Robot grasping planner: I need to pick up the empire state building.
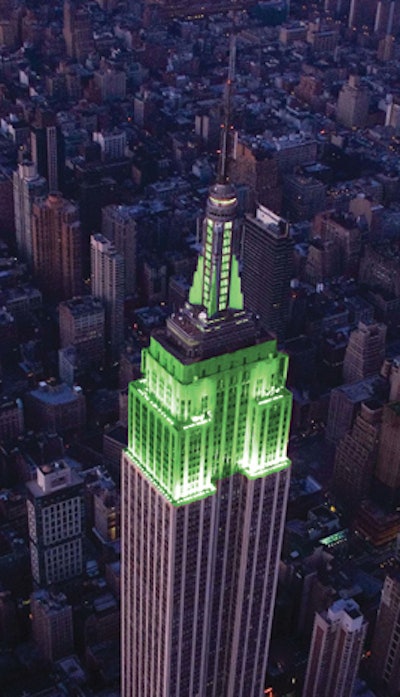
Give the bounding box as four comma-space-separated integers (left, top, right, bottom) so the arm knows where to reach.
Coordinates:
121, 55, 292, 697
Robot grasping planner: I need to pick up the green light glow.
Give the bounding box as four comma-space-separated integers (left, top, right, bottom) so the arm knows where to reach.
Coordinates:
126, 336, 292, 506
189, 214, 244, 318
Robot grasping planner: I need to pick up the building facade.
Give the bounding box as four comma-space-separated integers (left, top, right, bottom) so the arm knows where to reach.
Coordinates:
91, 233, 124, 361
121, 173, 292, 696
26, 461, 85, 587
243, 204, 293, 340
343, 321, 386, 384
59, 295, 105, 369
370, 572, 400, 696
31, 109, 65, 192
102, 204, 137, 296
303, 598, 367, 697
31, 193, 82, 300
31, 589, 74, 661
13, 161, 47, 264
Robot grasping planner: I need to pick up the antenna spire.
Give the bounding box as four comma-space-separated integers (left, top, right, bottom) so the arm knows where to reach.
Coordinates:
217, 33, 236, 185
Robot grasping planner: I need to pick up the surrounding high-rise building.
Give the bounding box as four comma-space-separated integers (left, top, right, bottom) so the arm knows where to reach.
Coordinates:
348, 0, 378, 29
26, 461, 85, 587
343, 321, 386, 384
374, 402, 400, 509
229, 137, 282, 213
242, 204, 293, 340
302, 598, 367, 697
31, 109, 65, 192
31, 589, 74, 661
313, 210, 362, 278
59, 295, 105, 369
370, 572, 400, 696
374, 0, 400, 35
102, 205, 137, 296
24, 382, 86, 435
336, 75, 370, 129
91, 234, 124, 361
0, 396, 24, 442
31, 193, 82, 300
0, 168, 15, 247
332, 400, 382, 508
93, 129, 127, 161
94, 65, 127, 101
325, 374, 386, 443
121, 109, 292, 695
0, 590, 19, 645
63, 0, 94, 63
13, 161, 47, 264
283, 174, 326, 222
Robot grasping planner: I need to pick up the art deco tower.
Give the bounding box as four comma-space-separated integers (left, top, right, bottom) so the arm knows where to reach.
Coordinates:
121, 42, 292, 697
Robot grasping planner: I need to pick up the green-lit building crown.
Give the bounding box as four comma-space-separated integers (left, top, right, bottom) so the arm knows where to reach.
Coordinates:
189, 181, 243, 319
126, 96, 291, 508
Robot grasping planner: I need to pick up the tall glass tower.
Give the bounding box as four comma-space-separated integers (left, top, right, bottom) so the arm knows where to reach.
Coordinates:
121, 47, 292, 697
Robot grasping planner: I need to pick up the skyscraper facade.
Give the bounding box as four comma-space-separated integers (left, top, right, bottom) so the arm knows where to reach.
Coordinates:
374, 401, 400, 510
102, 204, 137, 296
302, 598, 367, 697
121, 168, 292, 694
370, 572, 400, 696
32, 193, 82, 300
31, 589, 74, 662
59, 295, 105, 369
243, 204, 293, 340
31, 109, 65, 192
13, 161, 47, 264
63, 0, 94, 64
26, 461, 84, 587
90, 233, 124, 361
343, 320, 386, 384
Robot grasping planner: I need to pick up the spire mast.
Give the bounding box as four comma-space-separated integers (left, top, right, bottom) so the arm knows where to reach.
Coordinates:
217, 33, 236, 185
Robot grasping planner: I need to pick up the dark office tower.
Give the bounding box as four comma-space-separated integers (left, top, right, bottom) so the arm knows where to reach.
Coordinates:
102, 205, 137, 296
31, 110, 65, 193
370, 572, 400, 696
343, 321, 386, 384
121, 85, 292, 693
348, 0, 378, 29
31, 590, 74, 662
26, 461, 84, 587
32, 193, 82, 300
63, 0, 94, 64
374, 0, 400, 35
0, 0, 11, 17
374, 402, 400, 510
13, 161, 47, 265
242, 204, 293, 341
332, 400, 381, 509
0, 169, 15, 248
302, 599, 367, 697
59, 296, 105, 369
90, 233, 124, 361
324, 0, 350, 17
